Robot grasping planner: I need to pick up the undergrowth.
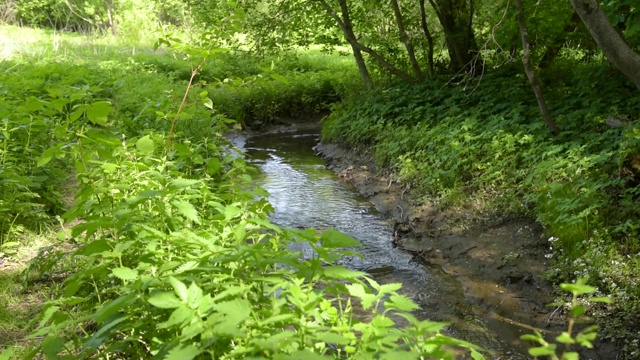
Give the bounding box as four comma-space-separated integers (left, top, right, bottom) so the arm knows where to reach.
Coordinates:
1, 26, 486, 359
322, 61, 640, 356
0, 24, 623, 359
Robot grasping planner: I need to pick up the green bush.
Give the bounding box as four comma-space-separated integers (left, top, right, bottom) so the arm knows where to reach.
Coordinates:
322, 62, 640, 355
0, 27, 490, 359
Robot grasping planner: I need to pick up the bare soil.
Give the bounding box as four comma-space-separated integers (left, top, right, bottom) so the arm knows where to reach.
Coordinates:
314, 142, 619, 359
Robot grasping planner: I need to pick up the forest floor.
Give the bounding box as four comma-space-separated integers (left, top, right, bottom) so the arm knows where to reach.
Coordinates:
314, 142, 619, 359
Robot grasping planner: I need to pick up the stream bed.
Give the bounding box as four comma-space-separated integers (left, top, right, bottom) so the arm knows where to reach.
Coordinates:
242, 127, 530, 359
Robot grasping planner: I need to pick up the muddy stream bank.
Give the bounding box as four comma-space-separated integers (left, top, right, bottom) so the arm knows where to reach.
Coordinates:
234, 124, 614, 359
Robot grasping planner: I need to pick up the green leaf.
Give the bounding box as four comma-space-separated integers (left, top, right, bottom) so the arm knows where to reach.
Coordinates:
172, 261, 199, 275
528, 344, 557, 356
169, 178, 202, 189
85, 315, 130, 349
379, 283, 402, 294
111, 267, 138, 281
37, 145, 63, 167
250, 218, 282, 233
561, 283, 597, 294
224, 205, 242, 220
100, 162, 119, 173
323, 265, 366, 279
570, 305, 586, 317
37, 305, 60, 329
172, 200, 201, 224
94, 293, 136, 323
560, 282, 596, 295
385, 294, 420, 312
371, 315, 395, 327
234, 221, 247, 243
0, 241, 19, 248
274, 350, 325, 360
86, 101, 112, 125
587, 296, 612, 304
346, 283, 376, 309
269, 73, 289, 83
316, 332, 351, 345
470, 349, 484, 360
562, 352, 579, 360
148, 291, 182, 309
158, 306, 192, 329
320, 228, 361, 248
170, 277, 189, 302
136, 135, 155, 155
42, 335, 65, 359
556, 332, 575, 344
206, 158, 221, 175
258, 313, 295, 326
520, 333, 542, 342
164, 344, 202, 360
74, 239, 111, 256
212, 285, 250, 303
379, 350, 415, 360
187, 282, 203, 308
346, 283, 367, 298
203, 97, 213, 110
213, 299, 251, 333
0, 347, 15, 360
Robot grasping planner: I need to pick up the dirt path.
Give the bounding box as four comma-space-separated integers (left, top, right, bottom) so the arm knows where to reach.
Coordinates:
314, 142, 618, 359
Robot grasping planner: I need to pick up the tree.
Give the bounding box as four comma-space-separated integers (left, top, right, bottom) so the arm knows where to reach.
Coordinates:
427, 0, 481, 71
314, 0, 372, 87
418, 0, 435, 78
314, 0, 414, 83
569, 0, 640, 89
514, 0, 560, 134
389, 0, 423, 81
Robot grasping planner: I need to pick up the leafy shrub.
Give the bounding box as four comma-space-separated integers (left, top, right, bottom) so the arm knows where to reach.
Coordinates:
23, 129, 483, 359
0, 28, 487, 359
322, 62, 640, 356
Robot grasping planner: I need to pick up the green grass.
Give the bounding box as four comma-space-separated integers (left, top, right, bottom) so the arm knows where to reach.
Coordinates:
0, 228, 62, 356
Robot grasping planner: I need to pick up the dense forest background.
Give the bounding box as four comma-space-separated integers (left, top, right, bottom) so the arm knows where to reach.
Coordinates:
0, 0, 639, 358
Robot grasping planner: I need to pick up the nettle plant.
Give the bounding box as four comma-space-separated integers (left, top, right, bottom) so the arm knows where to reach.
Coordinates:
0, 76, 110, 254
15, 39, 484, 360
23, 95, 483, 360
522, 278, 612, 360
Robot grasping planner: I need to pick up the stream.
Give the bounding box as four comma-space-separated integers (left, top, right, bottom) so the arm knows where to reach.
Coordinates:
241, 127, 529, 359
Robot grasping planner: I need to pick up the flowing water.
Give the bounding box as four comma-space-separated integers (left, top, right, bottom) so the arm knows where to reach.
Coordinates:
242, 127, 528, 359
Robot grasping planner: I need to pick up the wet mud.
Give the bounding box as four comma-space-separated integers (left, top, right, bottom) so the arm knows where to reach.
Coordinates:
314, 141, 618, 359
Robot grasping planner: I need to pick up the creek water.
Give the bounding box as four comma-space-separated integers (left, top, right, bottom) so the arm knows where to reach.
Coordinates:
242, 127, 528, 359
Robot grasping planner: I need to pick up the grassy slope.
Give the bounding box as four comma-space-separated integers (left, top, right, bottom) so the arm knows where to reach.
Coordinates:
0, 25, 357, 355
322, 62, 640, 356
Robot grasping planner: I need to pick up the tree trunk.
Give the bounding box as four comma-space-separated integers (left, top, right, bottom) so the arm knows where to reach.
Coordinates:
515, 0, 560, 135
351, 46, 372, 87
418, 0, 435, 78
316, 0, 413, 83
105, 0, 117, 36
539, 12, 580, 69
569, 0, 640, 89
314, 0, 370, 86
390, 0, 423, 81
427, 0, 481, 72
